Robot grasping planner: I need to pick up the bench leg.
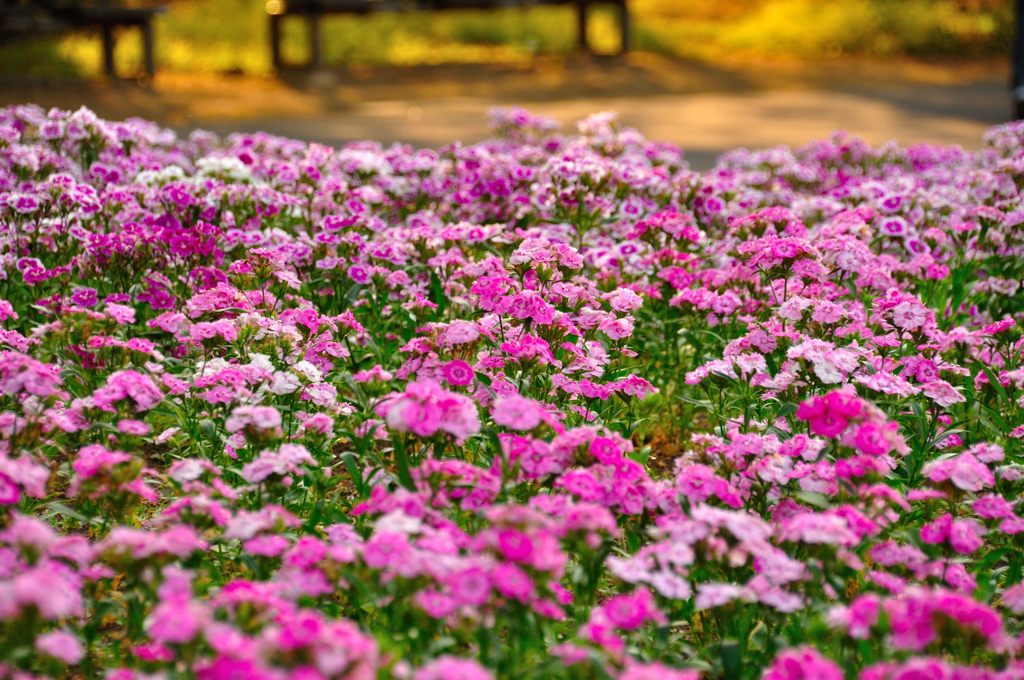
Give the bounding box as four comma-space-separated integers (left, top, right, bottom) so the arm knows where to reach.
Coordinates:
101, 23, 116, 77
575, 1, 588, 53
1015, 0, 1024, 118
307, 14, 322, 69
618, 0, 630, 54
270, 14, 283, 70
141, 21, 155, 77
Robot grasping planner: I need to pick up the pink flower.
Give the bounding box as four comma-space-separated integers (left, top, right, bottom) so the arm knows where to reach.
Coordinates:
240, 444, 315, 484
226, 405, 282, 433
68, 445, 138, 498
619, 662, 700, 680
447, 566, 491, 606
695, 583, 746, 610
497, 529, 534, 563
362, 532, 410, 569
944, 563, 976, 592
861, 659, 950, 680
921, 380, 966, 408
969, 442, 1004, 463
796, 390, 862, 438
92, 369, 163, 412
415, 589, 458, 618
923, 453, 994, 492
440, 320, 480, 346
379, 379, 480, 443
116, 419, 150, 435
105, 303, 136, 325
883, 587, 1006, 652
905, 358, 940, 383
949, 518, 985, 554
35, 629, 84, 664
442, 360, 475, 387
948, 453, 995, 492
581, 616, 625, 655
243, 535, 290, 557
920, 513, 952, 544
491, 563, 535, 603
0, 472, 20, 505
353, 364, 393, 383
348, 264, 370, 283
147, 595, 206, 644
1003, 583, 1024, 613
852, 422, 894, 456
891, 301, 930, 331
762, 647, 842, 680
972, 494, 1015, 519
845, 594, 880, 639
604, 288, 644, 312
0, 351, 62, 398
600, 589, 665, 630
491, 394, 544, 431
590, 436, 623, 463
72, 445, 133, 479
414, 656, 493, 680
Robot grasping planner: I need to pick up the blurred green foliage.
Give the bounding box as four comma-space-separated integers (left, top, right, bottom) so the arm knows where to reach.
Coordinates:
0, 0, 1013, 78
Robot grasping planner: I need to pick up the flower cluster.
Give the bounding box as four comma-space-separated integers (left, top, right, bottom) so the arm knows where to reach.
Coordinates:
0, 104, 1022, 678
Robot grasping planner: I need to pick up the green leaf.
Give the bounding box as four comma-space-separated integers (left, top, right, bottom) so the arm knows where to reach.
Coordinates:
42, 501, 89, 523
430, 271, 448, 317
391, 435, 415, 490
720, 639, 741, 679
794, 490, 831, 509
981, 365, 1009, 403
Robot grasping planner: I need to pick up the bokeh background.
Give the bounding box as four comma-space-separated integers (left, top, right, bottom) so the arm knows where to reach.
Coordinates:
0, 0, 1015, 168
2, 0, 1012, 76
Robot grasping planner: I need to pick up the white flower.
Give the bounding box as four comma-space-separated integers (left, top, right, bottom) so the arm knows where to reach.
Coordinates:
248, 353, 275, 372
292, 360, 323, 383
376, 510, 422, 535
268, 371, 300, 395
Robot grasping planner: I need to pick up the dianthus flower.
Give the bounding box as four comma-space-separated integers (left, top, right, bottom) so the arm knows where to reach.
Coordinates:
35, 629, 84, 665
378, 379, 481, 443
92, 369, 163, 412
441, 359, 475, 387
491, 394, 544, 431
762, 647, 842, 680
599, 589, 666, 631
796, 390, 862, 438
414, 656, 493, 680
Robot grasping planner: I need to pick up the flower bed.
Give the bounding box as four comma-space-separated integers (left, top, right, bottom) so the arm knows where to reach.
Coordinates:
0, 104, 1023, 679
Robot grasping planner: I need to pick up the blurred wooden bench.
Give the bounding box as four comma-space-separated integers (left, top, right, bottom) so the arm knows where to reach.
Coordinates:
0, 0, 165, 78
265, 0, 630, 70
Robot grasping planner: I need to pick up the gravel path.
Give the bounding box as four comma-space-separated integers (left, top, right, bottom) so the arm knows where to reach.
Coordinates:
0, 56, 1011, 169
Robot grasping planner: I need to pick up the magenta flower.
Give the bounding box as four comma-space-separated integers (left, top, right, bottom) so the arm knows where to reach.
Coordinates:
796, 390, 862, 438
852, 422, 893, 456
0, 472, 20, 506
4, 104, 1024, 680
442, 359, 475, 387
600, 589, 666, 630
497, 529, 535, 563
920, 513, 953, 544
762, 647, 842, 680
